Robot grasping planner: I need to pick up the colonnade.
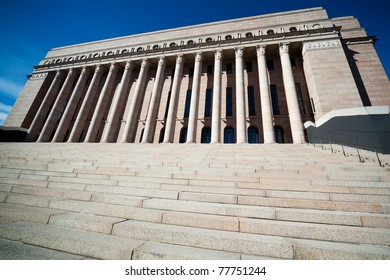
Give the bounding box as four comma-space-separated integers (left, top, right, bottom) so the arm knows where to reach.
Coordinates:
26, 43, 306, 144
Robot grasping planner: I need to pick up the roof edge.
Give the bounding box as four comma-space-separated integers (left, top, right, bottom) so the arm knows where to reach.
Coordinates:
51, 7, 327, 51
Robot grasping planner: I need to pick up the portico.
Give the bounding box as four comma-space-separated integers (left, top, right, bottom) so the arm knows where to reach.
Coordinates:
25, 43, 311, 144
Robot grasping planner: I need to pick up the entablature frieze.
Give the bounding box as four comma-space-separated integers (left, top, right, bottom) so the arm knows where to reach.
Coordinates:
302, 38, 342, 55
34, 26, 343, 73
27, 72, 49, 80
302, 35, 376, 56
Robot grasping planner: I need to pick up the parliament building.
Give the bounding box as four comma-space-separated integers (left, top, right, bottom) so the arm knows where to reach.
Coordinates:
4, 7, 390, 145
1, 7, 390, 261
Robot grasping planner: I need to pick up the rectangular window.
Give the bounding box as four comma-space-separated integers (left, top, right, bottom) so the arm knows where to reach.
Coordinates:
295, 83, 306, 115
267, 59, 274, 71
226, 87, 233, 117
204, 88, 212, 118
184, 90, 192, 118
207, 65, 213, 76
226, 63, 233, 74
270, 85, 280, 115
246, 61, 253, 72
247, 86, 256, 116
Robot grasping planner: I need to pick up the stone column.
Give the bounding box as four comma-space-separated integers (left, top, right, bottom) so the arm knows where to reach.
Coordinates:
52, 66, 91, 142
279, 43, 305, 143
67, 64, 104, 143
25, 70, 67, 142
256, 45, 275, 144
235, 47, 247, 144
101, 61, 134, 143
142, 56, 166, 143
122, 59, 150, 143
186, 52, 203, 143
37, 68, 78, 142
163, 54, 184, 143
84, 63, 118, 142
211, 49, 223, 143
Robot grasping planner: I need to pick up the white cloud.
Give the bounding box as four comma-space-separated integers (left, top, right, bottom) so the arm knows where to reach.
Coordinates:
0, 102, 13, 125
0, 103, 12, 113
0, 77, 24, 98
0, 112, 9, 125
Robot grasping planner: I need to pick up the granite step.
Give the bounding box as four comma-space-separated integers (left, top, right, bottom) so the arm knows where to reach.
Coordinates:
238, 195, 385, 213
5, 193, 51, 208
161, 183, 266, 196
10, 185, 92, 201
90, 193, 145, 207
275, 207, 390, 228
142, 198, 275, 219
112, 219, 294, 259
154, 201, 390, 232
112, 219, 390, 259
132, 241, 243, 260
239, 218, 390, 246
0, 221, 145, 259
48, 199, 164, 223
0, 202, 65, 224
48, 212, 126, 234
85, 184, 179, 199
0, 238, 92, 260
290, 238, 390, 259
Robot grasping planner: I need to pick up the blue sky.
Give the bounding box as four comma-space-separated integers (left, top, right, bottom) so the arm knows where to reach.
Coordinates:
1, 0, 389, 125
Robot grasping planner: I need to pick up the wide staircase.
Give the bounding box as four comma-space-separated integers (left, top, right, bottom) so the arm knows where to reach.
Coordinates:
0, 143, 389, 260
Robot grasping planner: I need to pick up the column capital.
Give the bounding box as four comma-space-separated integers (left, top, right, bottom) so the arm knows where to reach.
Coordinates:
109, 63, 117, 72
279, 43, 290, 55
80, 66, 89, 75
67, 68, 75, 76
234, 47, 244, 58
214, 49, 223, 60
124, 60, 133, 69
55, 70, 62, 77
157, 56, 166, 66
256, 45, 267, 56
176, 54, 184, 64
140, 59, 150, 69
70, 67, 82, 75
94, 64, 102, 73
194, 52, 203, 62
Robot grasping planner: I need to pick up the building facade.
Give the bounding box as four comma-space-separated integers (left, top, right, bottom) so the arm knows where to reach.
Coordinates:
4, 7, 390, 144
